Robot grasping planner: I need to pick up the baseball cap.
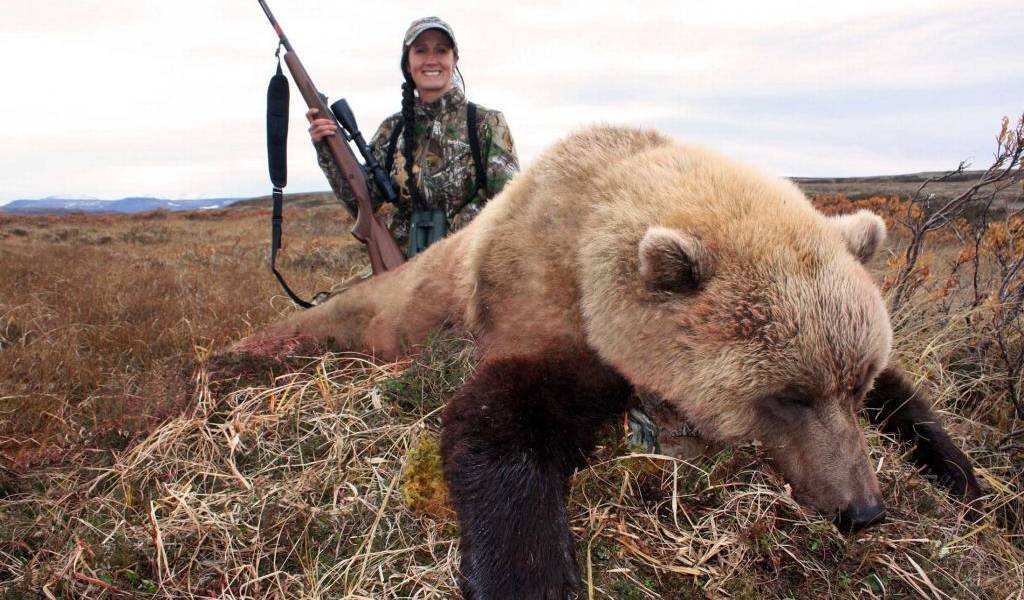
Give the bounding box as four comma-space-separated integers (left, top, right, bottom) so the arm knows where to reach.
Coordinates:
402, 16, 458, 56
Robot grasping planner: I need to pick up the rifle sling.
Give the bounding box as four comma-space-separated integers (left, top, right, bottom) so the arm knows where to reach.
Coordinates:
266, 59, 316, 309
466, 102, 487, 205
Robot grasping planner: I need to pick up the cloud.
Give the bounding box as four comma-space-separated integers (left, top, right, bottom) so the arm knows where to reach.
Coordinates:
1, 0, 1022, 202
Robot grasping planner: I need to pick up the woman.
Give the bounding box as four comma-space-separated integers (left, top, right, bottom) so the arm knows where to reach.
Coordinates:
307, 16, 519, 257
309, 19, 663, 470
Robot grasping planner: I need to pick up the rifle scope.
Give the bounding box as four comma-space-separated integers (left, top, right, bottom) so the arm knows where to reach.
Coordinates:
331, 99, 398, 203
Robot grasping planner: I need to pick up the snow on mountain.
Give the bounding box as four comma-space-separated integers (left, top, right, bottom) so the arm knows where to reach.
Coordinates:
1, 196, 243, 214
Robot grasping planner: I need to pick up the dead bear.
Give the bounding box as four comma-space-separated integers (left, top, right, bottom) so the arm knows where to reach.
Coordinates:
236, 125, 981, 599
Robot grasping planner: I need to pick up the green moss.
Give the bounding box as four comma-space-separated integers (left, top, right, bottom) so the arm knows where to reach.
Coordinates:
722, 574, 759, 599
610, 577, 650, 600
400, 433, 452, 520
379, 331, 474, 417
914, 490, 939, 515
862, 572, 889, 596
804, 521, 843, 558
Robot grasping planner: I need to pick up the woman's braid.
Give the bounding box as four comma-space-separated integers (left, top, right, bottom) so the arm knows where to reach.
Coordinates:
400, 73, 427, 209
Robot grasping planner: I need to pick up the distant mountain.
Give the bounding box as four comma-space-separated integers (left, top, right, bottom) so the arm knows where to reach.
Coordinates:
789, 169, 987, 184
0, 196, 243, 214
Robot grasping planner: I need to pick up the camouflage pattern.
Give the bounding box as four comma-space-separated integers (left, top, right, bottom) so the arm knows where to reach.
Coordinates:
403, 16, 459, 55
315, 86, 519, 250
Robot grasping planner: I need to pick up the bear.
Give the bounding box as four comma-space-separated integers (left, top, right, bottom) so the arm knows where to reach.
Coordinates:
234, 125, 981, 599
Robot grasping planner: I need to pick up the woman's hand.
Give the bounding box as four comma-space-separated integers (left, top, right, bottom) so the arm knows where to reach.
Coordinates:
306, 108, 338, 143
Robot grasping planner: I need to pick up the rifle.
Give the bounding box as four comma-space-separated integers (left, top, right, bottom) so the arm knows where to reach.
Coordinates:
258, 0, 405, 275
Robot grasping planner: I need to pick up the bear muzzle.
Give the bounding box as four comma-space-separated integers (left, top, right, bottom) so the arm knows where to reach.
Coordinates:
833, 502, 886, 534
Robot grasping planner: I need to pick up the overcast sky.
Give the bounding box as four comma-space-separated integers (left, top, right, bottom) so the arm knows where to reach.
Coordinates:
1, 0, 1022, 204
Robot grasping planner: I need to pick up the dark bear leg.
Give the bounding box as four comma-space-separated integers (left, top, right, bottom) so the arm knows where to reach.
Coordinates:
864, 367, 983, 505
441, 352, 632, 600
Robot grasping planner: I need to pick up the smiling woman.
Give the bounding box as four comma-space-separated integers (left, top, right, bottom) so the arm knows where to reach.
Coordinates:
406, 29, 457, 104
306, 16, 519, 259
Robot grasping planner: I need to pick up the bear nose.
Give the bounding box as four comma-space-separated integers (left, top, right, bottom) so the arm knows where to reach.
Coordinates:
833, 503, 886, 534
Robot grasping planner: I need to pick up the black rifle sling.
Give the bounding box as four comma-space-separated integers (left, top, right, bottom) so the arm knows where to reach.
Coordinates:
465, 102, 487, 202
266, 58, 314, 309
384, 102, 487, 212
384, 120, 403, 175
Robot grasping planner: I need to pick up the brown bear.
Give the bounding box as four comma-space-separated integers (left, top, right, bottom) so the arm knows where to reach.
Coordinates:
236, 125, 981, 599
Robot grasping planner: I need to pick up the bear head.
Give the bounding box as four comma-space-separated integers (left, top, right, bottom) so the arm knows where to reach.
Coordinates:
580, 146, 892, 530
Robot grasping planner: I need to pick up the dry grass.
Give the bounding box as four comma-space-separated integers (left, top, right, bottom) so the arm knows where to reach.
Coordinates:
793, 172, 1022, 213
1, 189, 1023, 598
3, 338, 1021, 598
0, 203, 357, 466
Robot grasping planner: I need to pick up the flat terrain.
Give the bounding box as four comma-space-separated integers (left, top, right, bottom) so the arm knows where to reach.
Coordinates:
793, 170, 1023, 210
0, 187, 1021, 598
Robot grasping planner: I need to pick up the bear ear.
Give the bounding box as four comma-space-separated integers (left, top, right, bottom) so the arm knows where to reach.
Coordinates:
639, 226, 714, 295
829, 210, 887, 263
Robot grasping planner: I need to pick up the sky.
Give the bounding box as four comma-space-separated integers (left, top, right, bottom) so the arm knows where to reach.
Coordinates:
1, 0, 1022, 205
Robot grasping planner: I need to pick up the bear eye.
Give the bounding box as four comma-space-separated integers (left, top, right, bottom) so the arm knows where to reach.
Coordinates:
775, 392, 814, 409
756, 390, 814, 421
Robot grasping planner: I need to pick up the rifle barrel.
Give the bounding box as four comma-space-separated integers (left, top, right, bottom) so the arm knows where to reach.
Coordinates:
257, 0, 293, 52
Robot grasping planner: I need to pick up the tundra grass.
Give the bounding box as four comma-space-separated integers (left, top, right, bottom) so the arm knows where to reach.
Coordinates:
0, 199, 1021, 598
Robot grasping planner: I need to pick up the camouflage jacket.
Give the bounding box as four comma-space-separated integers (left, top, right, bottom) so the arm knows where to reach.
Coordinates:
315, 86, 519, 249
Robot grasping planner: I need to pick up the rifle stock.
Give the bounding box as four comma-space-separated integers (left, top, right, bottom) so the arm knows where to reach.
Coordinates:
260, 1, 405, 274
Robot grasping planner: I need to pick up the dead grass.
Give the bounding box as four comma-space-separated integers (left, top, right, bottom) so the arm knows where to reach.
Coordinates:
0, 204, 358, 466
1, 192, 1022, 598
2, 335, 1021, 598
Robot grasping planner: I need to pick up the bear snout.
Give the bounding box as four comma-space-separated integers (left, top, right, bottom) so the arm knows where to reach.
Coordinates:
833, 502, 886, 534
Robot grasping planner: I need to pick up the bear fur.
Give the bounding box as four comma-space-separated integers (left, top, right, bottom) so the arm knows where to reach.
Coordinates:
237, 125, 981, 599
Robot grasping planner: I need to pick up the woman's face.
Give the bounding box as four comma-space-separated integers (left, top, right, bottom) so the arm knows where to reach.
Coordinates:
407, 29, 457, 102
